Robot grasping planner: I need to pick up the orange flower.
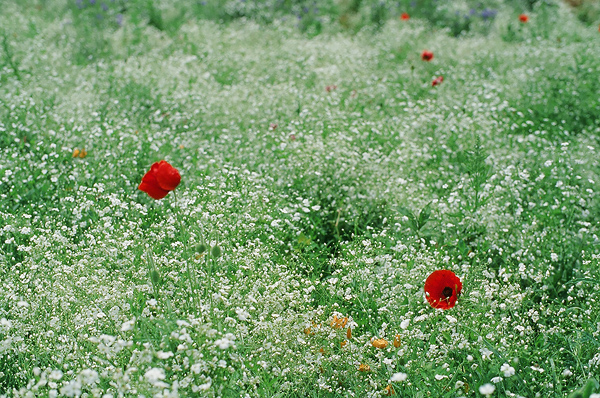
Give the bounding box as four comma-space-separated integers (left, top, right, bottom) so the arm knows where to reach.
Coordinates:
330, 315, 348, 329
393, 335, 401, 348
519, 14, 528, 23
346, 327, 352, 339
340, 341, 347, 348
372, 338, 388, 349
72, 148, 87, 158
400, 12, 410, 21
384, 384, 395, 396
304, 327, 313, 335
358, 363, 371, 372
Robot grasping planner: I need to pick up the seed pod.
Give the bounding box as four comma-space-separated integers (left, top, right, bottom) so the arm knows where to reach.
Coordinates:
150, 270, 161, 285
196, 243, 207, 254
211, 245, 222, 258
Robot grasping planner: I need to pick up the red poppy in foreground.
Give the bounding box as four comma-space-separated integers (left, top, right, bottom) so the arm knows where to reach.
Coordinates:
138, 160, 181, 200
400, 12, 410, 21
519, 14, 528, 23
432, 76, 444, 87
424, 270, 462, 310
421, 50, 434, 61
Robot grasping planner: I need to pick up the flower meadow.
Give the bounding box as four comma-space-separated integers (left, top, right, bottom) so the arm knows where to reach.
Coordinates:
1, 0, 600, 397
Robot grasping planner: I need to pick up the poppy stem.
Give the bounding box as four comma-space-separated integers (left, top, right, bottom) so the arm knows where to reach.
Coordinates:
171, 191, 200, 310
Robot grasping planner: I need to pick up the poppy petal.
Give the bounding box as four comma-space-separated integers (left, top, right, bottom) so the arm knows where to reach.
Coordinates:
424, 270, 462, 310
139, 167, 170, 199
138, 180, 169, 199
155, 160, 181, 191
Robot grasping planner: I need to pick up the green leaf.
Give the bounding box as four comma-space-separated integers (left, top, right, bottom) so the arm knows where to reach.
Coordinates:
417, 202, 432, 230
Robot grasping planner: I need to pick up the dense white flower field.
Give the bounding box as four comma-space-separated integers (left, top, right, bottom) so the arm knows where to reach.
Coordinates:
1, 0, 600, 397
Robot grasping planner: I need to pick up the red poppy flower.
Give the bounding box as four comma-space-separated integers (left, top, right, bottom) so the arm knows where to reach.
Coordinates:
421, 50, 434, 61
400, 12, 410, 21
424, 270, 462, 310
519, 14, 528, 23
138, 160, 181, 200
432, 76, 444, 87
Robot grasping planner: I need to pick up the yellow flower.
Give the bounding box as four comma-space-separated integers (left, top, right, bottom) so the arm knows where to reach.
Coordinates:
372, 338, 388, 349
358, 363, 371, 372
340, 340, 347, 348
330, 315, 348, 329
346, 327, 352, 339
393, 335, 401, 348
73, 148, 87, 158
384, 385, 395, 396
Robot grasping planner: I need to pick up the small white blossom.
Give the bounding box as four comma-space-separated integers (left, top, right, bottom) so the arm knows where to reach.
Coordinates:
60, 380, 82, 397
156, 351, 174, 359
121, 317, 135, 332
214, 336, 235, 350
49, 370, 63, 380
479, 383, 495, 396
445, 315, 457, 323
78, 369, 99, 385
500, 363, 515, 377
144, 367, 168, 387
390, 372, 407, 382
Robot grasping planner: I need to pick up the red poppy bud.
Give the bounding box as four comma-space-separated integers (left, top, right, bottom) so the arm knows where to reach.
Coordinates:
424, 270, 462, 310
138, 160, 181, 200
519, 14, 528, 23
432, 76, 444, 87
421, 50, 434, 62
400, 12, 410, 21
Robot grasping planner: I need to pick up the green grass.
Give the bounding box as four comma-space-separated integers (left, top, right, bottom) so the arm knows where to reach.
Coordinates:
1, 0, 600, 397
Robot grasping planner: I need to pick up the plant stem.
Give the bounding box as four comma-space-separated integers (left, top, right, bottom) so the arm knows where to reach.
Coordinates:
172, 191, 199, 309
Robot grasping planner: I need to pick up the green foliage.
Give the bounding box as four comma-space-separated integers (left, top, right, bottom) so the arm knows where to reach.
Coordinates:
568, 378, 599, 398
1, 0, 600, 397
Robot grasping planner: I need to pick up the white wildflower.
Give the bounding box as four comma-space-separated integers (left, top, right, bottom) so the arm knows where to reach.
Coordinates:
78, 369, 99, 385
500, 363, 515, 377
60, 379, 82, 397
479, 383, 495, 396
144, 367, 168, 387
121, 317, 135, 332
156, 351, 174, 359
49, 370, 63, 380
390, 372, 407, 382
